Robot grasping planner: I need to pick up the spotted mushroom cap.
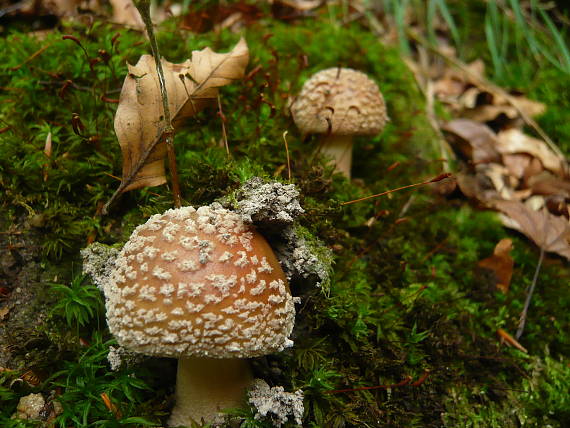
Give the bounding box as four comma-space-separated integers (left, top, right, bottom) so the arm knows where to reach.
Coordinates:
291, 67, 388, 136
104, 204, 297, 359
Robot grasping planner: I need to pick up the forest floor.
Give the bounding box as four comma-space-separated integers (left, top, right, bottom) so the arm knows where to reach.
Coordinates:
1, 1, 569, 427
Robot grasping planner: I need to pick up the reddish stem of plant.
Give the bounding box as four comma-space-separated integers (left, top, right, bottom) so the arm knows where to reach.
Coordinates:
341, 173, 452, 206
325, 369, 431, 394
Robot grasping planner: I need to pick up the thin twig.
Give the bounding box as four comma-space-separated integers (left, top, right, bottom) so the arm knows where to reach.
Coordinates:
134, 0, 181, 209
516, 248, 544, 340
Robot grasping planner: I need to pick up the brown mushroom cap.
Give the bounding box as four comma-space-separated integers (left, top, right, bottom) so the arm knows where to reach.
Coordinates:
105, 204, 296, 359
291, 67, 388, 136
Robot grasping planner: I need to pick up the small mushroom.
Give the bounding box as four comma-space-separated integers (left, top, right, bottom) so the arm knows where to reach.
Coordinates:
103, 204, 297, 426
291, 67, 388, 178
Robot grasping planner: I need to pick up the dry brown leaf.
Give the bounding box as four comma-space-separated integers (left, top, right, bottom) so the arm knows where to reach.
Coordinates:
482, 163, 515, 200
524, 195, 546, 211
42, 0, 102, 16
545, 197, 570, 218
109, 0, 145, 30
510, 95, 546, 118
272, 0, 323, 11
502, 153, 532, 180
497, 328, 528, 353
455, 172, 480, 199
492, 199, 570, 260
463, 104, 519, 123
457, 87, 480, 109
523, 157, 545, 184
0, 306, 10, 322
114, 38, 249, 192
443, 119, 501, 164
433, 59, 485, 99
496, 129, 566, 175
529, 172, 570, 199
478, 238, 514, 293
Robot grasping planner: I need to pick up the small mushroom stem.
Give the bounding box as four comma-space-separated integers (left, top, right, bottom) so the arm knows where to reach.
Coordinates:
319, 134, 354, 178
168, 357, 253, 427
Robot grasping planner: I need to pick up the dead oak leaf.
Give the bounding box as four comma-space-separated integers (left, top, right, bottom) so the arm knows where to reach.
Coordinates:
433, 59, 485, 99
443, 119, 501, 164
478, 238, 514, 293
492, 199, 570, 260
109, 0, 145, 30
0, 305, 10, 322
529, 171, 570, 199
496, 128, 566, 176
114, 38, 249, 193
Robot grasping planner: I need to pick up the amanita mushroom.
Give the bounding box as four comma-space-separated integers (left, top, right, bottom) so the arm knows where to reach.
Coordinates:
103, 204, 297, 426
290, 67, 388, 178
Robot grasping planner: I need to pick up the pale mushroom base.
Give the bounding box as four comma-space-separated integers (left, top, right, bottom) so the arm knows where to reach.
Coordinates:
168, 357, 253, 427
319, 134, 353, 178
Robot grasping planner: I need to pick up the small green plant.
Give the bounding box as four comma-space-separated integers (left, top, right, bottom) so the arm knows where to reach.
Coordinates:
50, 274, 104, 329
47, 333, 158, 428
0, 370, 20, 420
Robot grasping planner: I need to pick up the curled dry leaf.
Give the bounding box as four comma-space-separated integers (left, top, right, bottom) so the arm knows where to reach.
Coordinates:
478, 238, 514, 293
492, 199, 570, 260
433, 59, 485, 99
481, 163, 515, 200
443, 119, 501, 164
463, 104, 519, 123
509, 95, 546, 119
461, 93, 545, 125
0, 305, 10, 322
114, 38, 249, 192
109, 0, 145, 30
503, 153, 540, 180
496, 128, 566, 176
529, 172, 570, 199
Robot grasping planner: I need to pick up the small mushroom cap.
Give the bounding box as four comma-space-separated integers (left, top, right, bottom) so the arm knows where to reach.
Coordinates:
104, 204, 296, 359
291, 67, 388, 136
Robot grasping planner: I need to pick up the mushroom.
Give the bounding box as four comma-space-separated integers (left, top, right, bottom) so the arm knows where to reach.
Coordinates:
103, 204, 297, 426
290, 67, 388, 178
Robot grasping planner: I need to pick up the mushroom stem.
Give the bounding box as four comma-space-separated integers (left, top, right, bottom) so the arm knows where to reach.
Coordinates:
168, 357, 253, 427
320, 134, 354, 178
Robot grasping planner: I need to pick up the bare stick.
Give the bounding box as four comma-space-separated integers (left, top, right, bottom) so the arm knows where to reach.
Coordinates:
134, 0, 181, 209
515, 248, 544, 340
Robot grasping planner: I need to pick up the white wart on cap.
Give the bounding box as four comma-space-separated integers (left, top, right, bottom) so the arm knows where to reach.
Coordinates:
104, 204, 296, 359
291, 67, 388, 177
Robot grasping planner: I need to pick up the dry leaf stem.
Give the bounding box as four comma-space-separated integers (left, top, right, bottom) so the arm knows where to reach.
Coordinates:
516, 248, 545, 340
134, 0, 182, 209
